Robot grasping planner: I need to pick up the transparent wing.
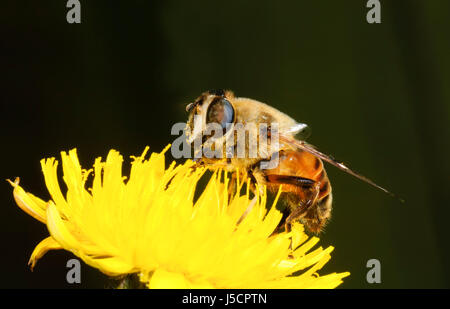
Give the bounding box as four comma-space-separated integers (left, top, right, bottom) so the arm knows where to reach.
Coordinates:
284, 122, 312, 140
278, 133, 403, 202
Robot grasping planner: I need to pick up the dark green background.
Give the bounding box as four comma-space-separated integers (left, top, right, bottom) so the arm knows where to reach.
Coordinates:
1, 1, 449, 288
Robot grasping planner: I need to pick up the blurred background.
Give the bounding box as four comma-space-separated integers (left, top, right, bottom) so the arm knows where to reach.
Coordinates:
1, 1, 449, 288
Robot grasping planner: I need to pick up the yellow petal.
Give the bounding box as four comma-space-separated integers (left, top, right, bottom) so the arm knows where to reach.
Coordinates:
146, 269, 215, 289
28, 236, 62, 270
7, 178, 48, 223
46, 202, 81, 251
78, 255, 136, 277
147, 269, 191, 289
291, 222, 308, 250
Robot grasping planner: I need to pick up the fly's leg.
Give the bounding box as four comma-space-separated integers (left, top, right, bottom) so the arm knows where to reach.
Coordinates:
264, 174, 320, 250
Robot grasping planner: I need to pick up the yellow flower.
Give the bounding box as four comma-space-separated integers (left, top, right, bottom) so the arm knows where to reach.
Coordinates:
8, 145, 349, 288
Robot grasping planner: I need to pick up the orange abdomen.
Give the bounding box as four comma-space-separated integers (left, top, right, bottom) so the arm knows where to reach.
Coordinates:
266, 149, 331, 201
261, 149, 333, 233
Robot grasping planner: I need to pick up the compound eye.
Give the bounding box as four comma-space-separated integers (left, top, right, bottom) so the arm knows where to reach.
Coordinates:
206, 98, 235, 129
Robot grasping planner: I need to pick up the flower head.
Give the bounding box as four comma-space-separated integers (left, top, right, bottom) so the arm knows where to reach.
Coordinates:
9, 145, 349, 288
